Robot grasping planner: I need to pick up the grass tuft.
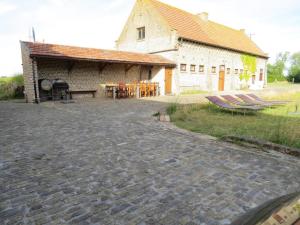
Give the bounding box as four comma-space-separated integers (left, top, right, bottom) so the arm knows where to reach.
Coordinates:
166, 103, 178, 115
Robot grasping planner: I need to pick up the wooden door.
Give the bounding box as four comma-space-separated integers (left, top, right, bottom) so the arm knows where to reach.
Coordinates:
165, 68, 172, 95
218, 65, 225, 91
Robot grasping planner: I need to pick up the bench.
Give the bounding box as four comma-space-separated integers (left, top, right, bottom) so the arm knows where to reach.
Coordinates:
69, 90, 97, 99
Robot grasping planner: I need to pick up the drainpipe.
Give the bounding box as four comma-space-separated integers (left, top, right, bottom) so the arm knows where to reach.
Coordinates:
32, 58, 39, 104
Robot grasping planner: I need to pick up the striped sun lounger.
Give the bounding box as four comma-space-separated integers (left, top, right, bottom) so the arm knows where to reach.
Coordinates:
235, 94, 274, 107
221, 95, 259, 107
247, 94, 291, 105
206, 96, 264, 115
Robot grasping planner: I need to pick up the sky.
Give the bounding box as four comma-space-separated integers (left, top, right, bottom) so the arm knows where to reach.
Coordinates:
1, 0, 300, 76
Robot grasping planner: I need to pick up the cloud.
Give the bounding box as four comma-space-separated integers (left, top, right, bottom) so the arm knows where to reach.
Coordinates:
0, 2, 17, 14
0, 0, 299, 75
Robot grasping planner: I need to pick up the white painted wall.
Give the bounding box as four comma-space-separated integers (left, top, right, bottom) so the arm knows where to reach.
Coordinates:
150, 66, 166, 96
116, 0, 176, 53
174, 41, 268, 94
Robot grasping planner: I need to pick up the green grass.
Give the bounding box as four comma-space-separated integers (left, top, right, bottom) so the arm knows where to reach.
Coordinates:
267, 81, 294, 87
0, 74, 24, 100
180, 90, 209, 95
168, 93, 300, 149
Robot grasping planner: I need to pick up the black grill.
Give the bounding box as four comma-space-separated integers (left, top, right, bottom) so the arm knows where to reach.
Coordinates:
38, 79, 70, 101
52, 79, 69, 101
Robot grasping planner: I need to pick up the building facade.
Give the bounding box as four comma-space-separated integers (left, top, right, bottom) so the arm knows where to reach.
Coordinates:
116, 0, 268, 94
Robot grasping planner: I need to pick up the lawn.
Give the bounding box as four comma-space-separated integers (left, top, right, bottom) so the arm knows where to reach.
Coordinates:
168, 93, 300, 149
180, 90, 209, 95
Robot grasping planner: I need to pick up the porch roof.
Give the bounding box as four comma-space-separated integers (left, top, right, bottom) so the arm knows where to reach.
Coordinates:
22, 41, 176, 67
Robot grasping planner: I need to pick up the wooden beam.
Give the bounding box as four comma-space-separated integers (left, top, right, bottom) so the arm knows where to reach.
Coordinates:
125, 64, 135, 73
67, 61, 75, 74
98, 63, 108, 74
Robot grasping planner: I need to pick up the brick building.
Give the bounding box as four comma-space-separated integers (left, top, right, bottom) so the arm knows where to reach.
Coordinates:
21, 0, 268, 102
116, 0, 268, 94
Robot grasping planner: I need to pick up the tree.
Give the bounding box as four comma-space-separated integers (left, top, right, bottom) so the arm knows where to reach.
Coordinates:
287, 52, 300, 83
267, 52, 289, 83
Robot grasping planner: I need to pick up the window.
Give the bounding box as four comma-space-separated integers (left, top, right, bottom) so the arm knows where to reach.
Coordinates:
180, 64, 187, 72
190, 64, 196, 72
137, 27, 145, 40
235, 69, 239, 74
199, 65, 204, 73
259, 69, 264, 81
226, 68, 231, 75
240, 69, 244, 74
211, 66, 216, 73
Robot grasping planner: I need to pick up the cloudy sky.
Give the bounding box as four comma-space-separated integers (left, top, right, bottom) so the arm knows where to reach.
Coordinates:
1, 0, 299, 76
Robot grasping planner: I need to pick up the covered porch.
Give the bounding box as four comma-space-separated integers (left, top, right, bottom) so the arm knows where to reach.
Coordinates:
20, 41, 176, 103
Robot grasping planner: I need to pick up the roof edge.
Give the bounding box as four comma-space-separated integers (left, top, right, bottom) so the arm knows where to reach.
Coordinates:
180, 37, 269, 59
30, 54, 176, 67
22, 41, 177, 67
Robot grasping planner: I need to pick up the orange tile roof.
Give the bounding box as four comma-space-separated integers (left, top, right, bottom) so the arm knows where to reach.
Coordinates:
148, 0, 268, 58
23, 41, 176, 66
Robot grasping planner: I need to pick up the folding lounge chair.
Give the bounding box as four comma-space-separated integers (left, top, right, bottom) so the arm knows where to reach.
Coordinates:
236, 94, 274, 107
221, 95, 258, 106
206, 96, 264, 115
247, 94, 291, 105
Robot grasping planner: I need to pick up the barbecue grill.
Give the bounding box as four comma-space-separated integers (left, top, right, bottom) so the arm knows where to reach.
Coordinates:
38, 79, 52, 101
38, 79, 70, 101
52, 79, 69, 101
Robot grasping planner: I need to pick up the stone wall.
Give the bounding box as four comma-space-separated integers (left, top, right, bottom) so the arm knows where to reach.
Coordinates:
171, 41, 268, 94
20, 42, 39, 103
36, 59, 165, 98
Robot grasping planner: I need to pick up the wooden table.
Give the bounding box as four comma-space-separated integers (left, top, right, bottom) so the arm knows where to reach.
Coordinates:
105, 83, 159, 99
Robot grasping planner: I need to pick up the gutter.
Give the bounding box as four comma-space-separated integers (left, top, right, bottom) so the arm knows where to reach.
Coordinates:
31, 58, 39, 104
148, 49, 179, 54
180, 37, 269, 59
29, 55, 177, 68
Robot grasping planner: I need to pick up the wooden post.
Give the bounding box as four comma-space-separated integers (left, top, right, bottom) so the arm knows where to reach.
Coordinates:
136, 85, 140, 99
113, 86, 116, 100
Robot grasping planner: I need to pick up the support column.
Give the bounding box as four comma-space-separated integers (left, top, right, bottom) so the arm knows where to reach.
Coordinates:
32, 59, 40, 103
20, 42, 40, 103
136, 85, 140, 99
113, 87, 116, 100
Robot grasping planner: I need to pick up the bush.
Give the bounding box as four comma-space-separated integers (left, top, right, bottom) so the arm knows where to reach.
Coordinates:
267, 52, 288, 83
287, 52, 300, 83
0, 74, 24, 100
287, 70, 300, 83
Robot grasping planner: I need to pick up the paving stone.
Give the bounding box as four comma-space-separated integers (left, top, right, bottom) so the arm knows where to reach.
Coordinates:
0, 99, 299, 225
110, 203, 131, 215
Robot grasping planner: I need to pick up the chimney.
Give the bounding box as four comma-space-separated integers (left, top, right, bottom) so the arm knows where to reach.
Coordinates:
197, 12, 208, 22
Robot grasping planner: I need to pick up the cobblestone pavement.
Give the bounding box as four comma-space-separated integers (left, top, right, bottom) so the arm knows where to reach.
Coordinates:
1, 99, 299, 225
